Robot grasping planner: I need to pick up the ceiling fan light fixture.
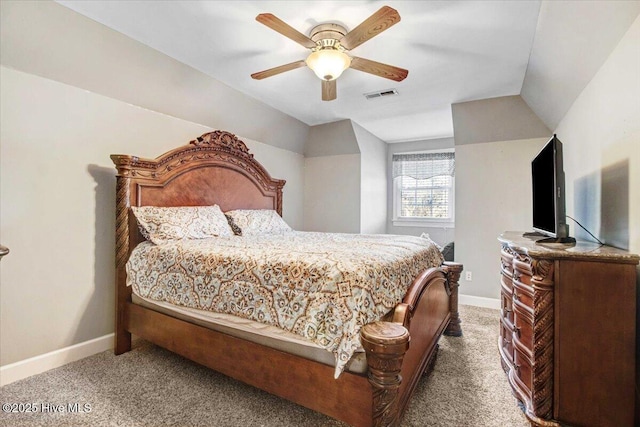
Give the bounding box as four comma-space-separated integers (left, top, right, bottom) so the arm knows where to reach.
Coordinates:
306, 49, 351, 81
253, 7, 406, 100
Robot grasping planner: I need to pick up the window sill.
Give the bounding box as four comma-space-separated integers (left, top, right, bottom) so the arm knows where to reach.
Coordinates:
392, 219, 455, 228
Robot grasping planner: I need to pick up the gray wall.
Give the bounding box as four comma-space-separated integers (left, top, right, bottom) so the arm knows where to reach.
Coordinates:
303, 120, 361, 232
304, 154, 361, 233
353, 122, 387, 234
550, 15, 640, 407
304, 120, 359, 157
0, 1, 307, 366
303, 120, 388, 234
452, 95, 550, 299
455, 138, 547, 298
453, 95, 550, 146
386, 138, 455, 246
555, 15, 640, 253
520, 1, 640, 131
0, 0, 308, 154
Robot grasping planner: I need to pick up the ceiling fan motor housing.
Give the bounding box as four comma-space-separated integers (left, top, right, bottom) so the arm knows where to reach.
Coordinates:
309, 23, 348, 49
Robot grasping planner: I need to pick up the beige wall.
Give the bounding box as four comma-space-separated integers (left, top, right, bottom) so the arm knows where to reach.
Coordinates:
0, 66, 305, 366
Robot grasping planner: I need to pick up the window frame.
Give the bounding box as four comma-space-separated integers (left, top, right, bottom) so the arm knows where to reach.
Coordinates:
392, 148, 455, 228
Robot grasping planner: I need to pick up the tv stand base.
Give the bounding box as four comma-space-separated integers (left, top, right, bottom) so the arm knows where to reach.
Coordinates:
536, 236, 576, 246
522, 232, 576, 247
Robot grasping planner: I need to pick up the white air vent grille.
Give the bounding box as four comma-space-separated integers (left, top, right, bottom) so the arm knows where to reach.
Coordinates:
364, 89, 398, 99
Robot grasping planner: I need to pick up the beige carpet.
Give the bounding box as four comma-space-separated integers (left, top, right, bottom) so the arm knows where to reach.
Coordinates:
0, 305, 529, 426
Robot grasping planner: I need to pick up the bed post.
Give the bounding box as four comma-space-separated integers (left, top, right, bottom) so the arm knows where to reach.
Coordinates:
361, 321, 410, 427
443, 262, 463, 337
113, 170, 132, 354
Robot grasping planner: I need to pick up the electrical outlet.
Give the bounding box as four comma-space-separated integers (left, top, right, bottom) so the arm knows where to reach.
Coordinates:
465, 271, 473, 281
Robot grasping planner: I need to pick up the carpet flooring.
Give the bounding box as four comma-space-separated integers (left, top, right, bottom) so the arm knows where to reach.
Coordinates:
1, 305, 529, 426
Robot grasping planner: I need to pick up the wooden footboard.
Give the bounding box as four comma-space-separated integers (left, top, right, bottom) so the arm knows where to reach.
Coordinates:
365, 261, 463, 426
114, 262, 462, 427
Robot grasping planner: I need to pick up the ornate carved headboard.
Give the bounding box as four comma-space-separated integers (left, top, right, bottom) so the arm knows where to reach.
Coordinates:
111, 130, 286, 269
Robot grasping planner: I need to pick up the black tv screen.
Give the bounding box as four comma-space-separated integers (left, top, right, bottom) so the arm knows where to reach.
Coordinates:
531, 135, 569, 239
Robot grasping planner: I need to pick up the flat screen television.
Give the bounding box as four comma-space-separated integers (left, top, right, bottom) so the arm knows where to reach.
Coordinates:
529, 134, 575, 244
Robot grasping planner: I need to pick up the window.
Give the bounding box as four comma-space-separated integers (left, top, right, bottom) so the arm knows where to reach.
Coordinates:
392, 150, 455, 226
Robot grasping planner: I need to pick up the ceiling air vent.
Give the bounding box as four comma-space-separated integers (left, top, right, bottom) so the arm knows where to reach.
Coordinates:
364, 89, 398, 100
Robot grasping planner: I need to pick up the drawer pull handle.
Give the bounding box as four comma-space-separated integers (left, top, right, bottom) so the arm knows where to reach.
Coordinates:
501, 308, 511, 318
513, 293, 519, 302
514, 327, 521, 338
514, 364, 521, 375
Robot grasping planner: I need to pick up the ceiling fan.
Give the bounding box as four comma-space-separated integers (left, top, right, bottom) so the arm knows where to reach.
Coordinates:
251, 6, 408, 101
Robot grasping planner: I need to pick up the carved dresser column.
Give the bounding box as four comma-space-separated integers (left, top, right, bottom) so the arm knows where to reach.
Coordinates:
529, 258, 554, 420
361, 321, 410, 427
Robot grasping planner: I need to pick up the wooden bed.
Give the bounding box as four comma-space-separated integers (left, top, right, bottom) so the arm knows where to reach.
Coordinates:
111, 130, 463, 427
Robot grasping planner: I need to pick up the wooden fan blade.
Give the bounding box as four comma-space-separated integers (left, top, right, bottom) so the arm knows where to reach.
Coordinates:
350, 57, 408, 82
251, 60, 307, 80
340, 6, 401, 51
256, 13, 317, 49
322, 80, 337, 101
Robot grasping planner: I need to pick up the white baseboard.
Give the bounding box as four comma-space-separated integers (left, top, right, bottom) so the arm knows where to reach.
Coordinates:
0, 333, 114, 386
459, 294, 501, 310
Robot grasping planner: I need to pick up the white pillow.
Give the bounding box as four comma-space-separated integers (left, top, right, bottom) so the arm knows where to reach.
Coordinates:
224, 209, 292, 236
132, 205, 233, 244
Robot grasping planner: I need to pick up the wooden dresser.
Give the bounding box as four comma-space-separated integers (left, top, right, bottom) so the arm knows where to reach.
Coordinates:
498, 232, 639, 427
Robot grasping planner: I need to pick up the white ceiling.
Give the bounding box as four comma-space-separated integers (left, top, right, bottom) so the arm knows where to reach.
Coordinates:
55, 0, 542, 143
53, 1, 639, 144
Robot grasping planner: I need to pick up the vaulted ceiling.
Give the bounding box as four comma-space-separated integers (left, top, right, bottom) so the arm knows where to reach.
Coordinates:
55, 1, 640, 143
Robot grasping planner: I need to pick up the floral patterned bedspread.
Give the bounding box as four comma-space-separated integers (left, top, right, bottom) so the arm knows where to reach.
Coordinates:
126, 231, 444, 377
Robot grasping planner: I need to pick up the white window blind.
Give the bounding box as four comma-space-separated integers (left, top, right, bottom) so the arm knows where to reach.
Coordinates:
392, 151, 455, 221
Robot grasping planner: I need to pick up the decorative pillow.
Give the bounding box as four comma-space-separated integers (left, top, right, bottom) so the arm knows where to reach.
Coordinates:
224, 209, 292, 236
224, 213, 243, 236
131, 205, 233, 244
441, 242, 455, 262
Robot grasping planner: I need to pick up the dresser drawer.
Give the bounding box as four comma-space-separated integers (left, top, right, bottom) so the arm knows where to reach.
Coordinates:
512, 281, 534, 311
500, 289, 514, 324
500, 250, 513, 276
513, 257, 533, 279
500, 320, 514, 366
512, 305, 533, 355
500, 272, 513, 293
513, 345, 533, 395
